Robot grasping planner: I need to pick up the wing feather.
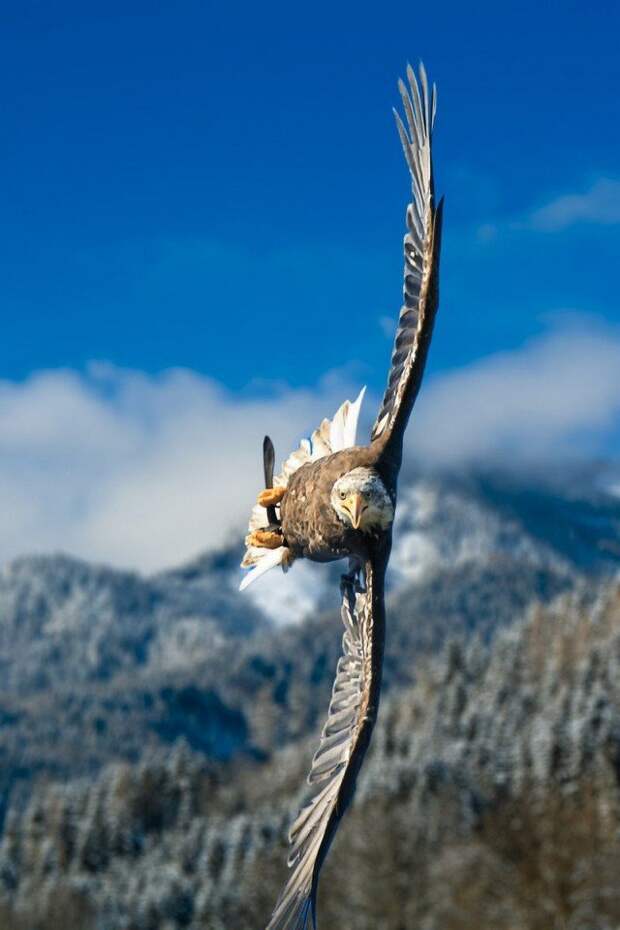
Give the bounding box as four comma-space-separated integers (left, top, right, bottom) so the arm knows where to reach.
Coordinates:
371, 63, 443, 458
265, 555, 387, 929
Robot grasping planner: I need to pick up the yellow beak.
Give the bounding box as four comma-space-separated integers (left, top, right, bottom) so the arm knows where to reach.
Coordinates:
345, 492, 366, 529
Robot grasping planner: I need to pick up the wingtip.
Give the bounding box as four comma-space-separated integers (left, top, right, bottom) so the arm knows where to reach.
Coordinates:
393, 106, 406, 134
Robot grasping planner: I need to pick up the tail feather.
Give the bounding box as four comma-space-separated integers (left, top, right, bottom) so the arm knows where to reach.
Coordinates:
239, 545, 287, 591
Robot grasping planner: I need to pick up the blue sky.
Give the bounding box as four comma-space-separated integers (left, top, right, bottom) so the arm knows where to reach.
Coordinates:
0, 1, 619, 570
1, 0, 618, 388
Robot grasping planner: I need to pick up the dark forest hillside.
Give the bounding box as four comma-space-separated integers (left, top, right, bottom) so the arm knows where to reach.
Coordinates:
0, 583, 619, 929
0, 468, 618, 928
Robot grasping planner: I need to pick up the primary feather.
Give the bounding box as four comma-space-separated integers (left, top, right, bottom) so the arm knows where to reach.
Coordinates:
371, 63, 442, 452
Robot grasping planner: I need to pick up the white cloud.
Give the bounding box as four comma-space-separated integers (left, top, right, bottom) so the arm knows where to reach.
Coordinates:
0, 318, 619, 572
409, 319, 620, 464
526, 178, 620, 232
0, 365, 360, 572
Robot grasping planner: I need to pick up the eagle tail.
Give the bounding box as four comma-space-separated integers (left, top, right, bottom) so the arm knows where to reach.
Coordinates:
239, 543, 290, 591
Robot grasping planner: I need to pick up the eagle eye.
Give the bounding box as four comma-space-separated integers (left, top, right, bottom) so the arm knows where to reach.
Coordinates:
339, 490, 347, 500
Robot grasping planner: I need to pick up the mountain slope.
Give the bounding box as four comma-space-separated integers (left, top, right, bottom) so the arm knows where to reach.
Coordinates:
0, 547, 267, 695
1, 580, 619, 930
0, 466, 617, 817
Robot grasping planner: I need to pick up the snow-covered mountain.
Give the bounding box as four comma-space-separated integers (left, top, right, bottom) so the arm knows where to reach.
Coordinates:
0, 548, 268, 695
2, 575, 620, 930
0, 466, 618, 692
0, 465, 617, 816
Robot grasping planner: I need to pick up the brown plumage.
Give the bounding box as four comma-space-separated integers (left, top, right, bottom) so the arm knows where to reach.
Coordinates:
239, 62, 443, 929
280, 446, 382, 562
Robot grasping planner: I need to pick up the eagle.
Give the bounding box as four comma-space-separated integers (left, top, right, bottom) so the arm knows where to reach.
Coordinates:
240, 63, 443, 930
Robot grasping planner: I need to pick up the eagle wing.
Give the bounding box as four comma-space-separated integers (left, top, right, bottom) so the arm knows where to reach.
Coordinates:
371, 63, 443, 457
265, 552, 388, 929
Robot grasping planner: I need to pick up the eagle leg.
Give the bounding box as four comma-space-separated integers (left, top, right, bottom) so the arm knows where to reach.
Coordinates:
246, 528, 283, 550
257, 486, 286, 508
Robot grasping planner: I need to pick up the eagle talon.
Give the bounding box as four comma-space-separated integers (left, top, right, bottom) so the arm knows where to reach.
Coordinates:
257, 486, 286, 508
246, 529, 283, 550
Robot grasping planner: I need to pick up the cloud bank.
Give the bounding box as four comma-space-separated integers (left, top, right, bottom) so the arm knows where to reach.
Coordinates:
0, 365, 359, 572
1, 318, 619, 572
410, 319, 620, 464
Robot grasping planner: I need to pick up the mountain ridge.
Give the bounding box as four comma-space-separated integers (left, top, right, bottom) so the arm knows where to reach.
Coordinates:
0, 466, 617, 817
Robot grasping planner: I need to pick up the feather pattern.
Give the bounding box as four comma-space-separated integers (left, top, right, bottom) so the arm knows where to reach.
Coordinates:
371, 63, 442, 450
265, 556, 386, 929
240, 389, 366, 590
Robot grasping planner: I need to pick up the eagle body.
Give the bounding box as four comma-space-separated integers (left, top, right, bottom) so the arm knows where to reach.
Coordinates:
280, 445, 393, 562
238, 63, 443, 930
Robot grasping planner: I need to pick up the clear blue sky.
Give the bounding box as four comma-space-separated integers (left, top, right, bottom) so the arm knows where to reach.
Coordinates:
1, 0, 618, 393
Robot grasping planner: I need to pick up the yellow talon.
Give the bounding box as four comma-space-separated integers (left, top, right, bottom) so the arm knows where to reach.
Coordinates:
257, 486, 286, 508
246, 529, 283, 549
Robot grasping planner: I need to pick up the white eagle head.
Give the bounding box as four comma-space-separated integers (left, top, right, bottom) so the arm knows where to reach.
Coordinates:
330, 467, 394, 533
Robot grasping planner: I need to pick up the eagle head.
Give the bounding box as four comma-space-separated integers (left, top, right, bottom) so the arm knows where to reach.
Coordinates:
330, 467, 394, 532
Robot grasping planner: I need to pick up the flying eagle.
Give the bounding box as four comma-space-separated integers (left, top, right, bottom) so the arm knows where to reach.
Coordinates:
240, 63, 443, 930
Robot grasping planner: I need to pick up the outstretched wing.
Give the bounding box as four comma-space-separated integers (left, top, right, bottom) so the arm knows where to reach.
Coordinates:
266, 553, 388, 930
372, 63, 443, 460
